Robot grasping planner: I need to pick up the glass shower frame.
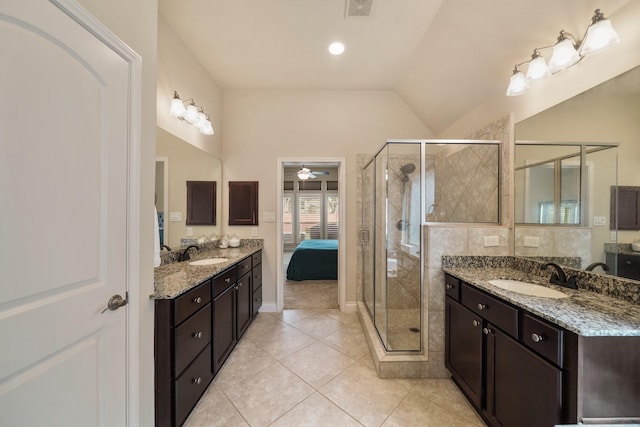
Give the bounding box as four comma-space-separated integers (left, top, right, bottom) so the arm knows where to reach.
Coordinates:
361, 139, 502, 353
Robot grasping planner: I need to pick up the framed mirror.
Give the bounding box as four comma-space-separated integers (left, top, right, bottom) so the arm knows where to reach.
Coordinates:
514, 66, 640, 280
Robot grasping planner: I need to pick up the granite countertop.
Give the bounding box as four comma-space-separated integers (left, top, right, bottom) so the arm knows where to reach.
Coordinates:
152, 244, 262, 300
604, 243, 640, 256
443, 266, 640, 337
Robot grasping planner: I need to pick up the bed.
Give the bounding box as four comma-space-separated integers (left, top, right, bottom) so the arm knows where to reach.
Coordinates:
286, 239, 338, 281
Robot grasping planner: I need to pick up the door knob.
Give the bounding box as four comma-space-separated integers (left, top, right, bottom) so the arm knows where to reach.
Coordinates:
101, 294, 127, 313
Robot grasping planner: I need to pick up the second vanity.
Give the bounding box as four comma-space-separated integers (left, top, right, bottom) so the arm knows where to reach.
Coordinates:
152, 242, 263, 427
443, 257, 640, 427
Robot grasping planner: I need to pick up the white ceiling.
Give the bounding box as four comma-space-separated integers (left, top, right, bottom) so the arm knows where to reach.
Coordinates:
159, 0, 630, 134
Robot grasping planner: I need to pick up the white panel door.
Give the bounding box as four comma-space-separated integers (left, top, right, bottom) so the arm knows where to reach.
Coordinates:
0, 1, 133, 425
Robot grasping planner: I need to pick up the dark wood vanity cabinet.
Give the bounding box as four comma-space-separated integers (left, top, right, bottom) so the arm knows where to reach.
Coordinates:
156, 250, 264, 426
606, 252, 640, 281
445, 273, 640, 427
155, 280, 214, 427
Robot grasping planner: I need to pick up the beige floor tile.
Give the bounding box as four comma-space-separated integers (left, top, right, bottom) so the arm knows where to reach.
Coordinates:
410, 378, 485, 425
290, 313, 342, 339
223, 363, 314, 427
321, 322, 369, 360
243, 313, 287, 341
270, 392, 362, 427
382, 388, 486, 427
272, 308, 325, 325
247, 323, 317, 359
319, 357, 415, 427
184, 387, 248, 427
281, 341, 355, 389
214, 339, 281, 389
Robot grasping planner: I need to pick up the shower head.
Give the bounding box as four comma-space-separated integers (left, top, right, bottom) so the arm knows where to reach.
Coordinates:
400, 163, 416, 175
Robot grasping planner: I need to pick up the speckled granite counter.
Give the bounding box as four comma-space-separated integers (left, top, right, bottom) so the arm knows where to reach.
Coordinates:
605, 243, 640, 256
443, 256, 640, 337
152, 241, 263, 299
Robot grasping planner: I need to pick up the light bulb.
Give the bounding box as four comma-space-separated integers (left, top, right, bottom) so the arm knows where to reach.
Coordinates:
328, 42, 345, 55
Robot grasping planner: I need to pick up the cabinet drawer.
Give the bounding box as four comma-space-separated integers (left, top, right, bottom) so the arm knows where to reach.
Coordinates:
445, 274, 461, 301
174, 280, 211, 325
252, 285, 262, 317
237, 257, 252, 278
252, 250, 262, 267
253, 267, 262, 289
174, 303, 212, 377
462, 283, 518, 338
522, 313, 563, 367
213, 268, 237, 298
174, 344, 213, 427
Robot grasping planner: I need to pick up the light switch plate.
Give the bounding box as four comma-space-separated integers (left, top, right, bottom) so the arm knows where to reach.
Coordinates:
524, 236, 539, 248
263, 212, 276, 222
483, 236, 499, 247
169, 212, 182, 222
593, 216, 606, 226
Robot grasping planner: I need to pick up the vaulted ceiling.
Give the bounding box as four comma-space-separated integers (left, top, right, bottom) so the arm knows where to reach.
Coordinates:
159, 0, 630, 134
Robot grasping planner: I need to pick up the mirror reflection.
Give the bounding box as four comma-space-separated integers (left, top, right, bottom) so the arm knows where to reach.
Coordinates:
155, 127, 222, 249
515, 66, 640, 280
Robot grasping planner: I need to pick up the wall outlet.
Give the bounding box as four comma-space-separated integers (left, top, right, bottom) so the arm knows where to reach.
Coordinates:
593, 216, 606, 226
169, 212, 182, 222
610, 231, 617, 241
523, 236, 539, 248
263, 212, 276, 222
483, 236, 499, 247
186, 227, 193, 236
251, 227, 258, 237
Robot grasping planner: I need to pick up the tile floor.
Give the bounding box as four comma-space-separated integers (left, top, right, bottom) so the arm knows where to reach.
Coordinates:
184, 309, 485, 427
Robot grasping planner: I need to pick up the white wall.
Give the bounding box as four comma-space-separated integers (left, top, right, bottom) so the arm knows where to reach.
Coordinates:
74, 0, 157, 425
157, 14, 224, 158
439, 1, 640, 139
222, 90, 432, 306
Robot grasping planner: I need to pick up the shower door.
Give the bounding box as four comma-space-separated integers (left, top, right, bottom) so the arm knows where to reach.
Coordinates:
362, 161, 375, 317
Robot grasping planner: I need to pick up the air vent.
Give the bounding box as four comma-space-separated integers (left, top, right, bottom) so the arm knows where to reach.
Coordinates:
345, 0, 374, 17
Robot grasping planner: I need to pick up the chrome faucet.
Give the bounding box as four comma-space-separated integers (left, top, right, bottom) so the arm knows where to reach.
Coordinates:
585, 262, 610, 272
180, 245, 199, 261
541, 262, 577, 289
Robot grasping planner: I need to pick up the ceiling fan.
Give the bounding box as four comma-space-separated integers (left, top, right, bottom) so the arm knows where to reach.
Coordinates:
293, 166, 330, 180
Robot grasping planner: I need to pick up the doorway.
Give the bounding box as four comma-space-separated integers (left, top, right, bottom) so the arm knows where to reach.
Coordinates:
276, 158, 346, 311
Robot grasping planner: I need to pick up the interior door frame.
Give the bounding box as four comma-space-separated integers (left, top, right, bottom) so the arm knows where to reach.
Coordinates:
276, 157, 346, 312
55, 0, 143, 423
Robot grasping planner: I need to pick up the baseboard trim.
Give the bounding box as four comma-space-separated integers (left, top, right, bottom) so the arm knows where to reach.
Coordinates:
258, 303, 278, 313
341, 301, 357, 313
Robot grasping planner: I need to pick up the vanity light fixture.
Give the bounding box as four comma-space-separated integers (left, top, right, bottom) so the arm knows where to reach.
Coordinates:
506, 8, 619, 96
169, 91, 214, 135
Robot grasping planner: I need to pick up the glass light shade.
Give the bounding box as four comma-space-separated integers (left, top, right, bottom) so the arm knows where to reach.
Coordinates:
525, 56, 550, 81
184, 104, 198, 124
170, 98, 186, 117
297, 171, 310, 180
580, 19, 620, 55
195, 111, 207, 129
200, 120, 214, 135
549, 38, 580, 72
506, 70, 529, 96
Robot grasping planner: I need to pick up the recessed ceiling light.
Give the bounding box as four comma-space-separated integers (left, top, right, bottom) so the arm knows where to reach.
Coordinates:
328, 42, 345, 55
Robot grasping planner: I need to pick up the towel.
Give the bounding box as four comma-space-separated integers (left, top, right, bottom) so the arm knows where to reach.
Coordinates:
154, 206, 161, 267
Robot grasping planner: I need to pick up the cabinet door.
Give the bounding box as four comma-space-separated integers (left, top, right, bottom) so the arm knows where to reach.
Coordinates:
485, 324, 562, 427
236, 273, 252, 339
229, 181, 258, 225
445, 297, 484, 409
213, 285, 236, 374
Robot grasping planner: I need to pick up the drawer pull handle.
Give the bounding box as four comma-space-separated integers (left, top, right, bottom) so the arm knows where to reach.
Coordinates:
192, 296, 202, 304
192, 377, 202, 385
192, 331, 203, 339
483, 327, 493, 335
531, 333, 544, 343
472, 320, 480, 327
446, 284, 454, 290
225, 278, 231, 283
477, 303, 487, 310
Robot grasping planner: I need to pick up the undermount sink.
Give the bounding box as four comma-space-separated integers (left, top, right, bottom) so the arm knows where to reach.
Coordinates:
488, 279, 569, 299
189, 258, 229, 266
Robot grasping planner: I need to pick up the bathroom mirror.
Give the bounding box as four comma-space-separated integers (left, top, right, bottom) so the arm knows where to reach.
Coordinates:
514, 66, 640, 277
156, 127, 222, 249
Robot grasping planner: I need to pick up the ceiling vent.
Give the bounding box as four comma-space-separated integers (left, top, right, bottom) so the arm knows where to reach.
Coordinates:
345, 0, 374, 18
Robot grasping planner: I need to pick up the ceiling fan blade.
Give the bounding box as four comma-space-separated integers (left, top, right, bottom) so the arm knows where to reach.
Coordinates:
308, 173, 317, 179
311, 171, 330, 175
